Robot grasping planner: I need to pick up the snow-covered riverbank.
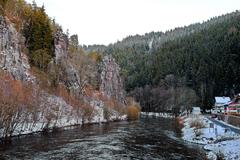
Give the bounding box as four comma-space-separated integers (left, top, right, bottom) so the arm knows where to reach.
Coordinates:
0, 101, 127, 140
141, 112, 174, 118
181, 115, 240, 159
0, 115, 127, 139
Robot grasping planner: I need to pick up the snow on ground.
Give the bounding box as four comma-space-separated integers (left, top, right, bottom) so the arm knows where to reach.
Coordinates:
182, 115, 239, 144
0, 96, 127, 139
181, 114, 240, 159
141, 112, 174, 118
1, 110, 127, 138
204, 139, 240, 160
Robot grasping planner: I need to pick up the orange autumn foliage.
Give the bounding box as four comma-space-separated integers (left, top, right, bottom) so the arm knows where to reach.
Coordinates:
0, 71, 30, 106
0, 71, 37, 138
126, 97, 141, 120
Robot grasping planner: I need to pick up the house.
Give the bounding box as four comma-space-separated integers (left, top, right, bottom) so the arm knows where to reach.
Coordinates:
192, 107, 201, 115
214, 96, 231, 113
228, 93, 240, 114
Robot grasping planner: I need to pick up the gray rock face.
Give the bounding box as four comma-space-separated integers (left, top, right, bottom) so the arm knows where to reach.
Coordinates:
100, 55, 125, 103
54, 30, 68, 63
0, 16, 34, 82
53, 30, 82, 94
53, 31, 125, 104
63, 63, 81, 92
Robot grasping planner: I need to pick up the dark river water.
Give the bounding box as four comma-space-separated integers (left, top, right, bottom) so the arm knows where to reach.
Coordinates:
0, 117, 205, 160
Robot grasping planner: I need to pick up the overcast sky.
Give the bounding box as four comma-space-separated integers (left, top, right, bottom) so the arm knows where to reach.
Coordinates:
26, 0, 240, 45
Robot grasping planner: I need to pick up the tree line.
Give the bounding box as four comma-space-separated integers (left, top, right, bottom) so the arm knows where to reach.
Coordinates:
84, 11, 240, 113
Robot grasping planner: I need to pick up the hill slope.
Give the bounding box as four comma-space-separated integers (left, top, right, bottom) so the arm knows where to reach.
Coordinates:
84, 11, 240, 112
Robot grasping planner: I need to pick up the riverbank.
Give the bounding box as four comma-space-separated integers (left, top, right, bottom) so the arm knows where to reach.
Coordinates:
180, 114, 240, 159
0, 105, 127, 141
141, 112, 175, 118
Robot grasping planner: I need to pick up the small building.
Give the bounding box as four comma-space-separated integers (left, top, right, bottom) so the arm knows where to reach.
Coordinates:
192, 107, 201, 115
228, 93, 240, 114
214, 96, 231, 113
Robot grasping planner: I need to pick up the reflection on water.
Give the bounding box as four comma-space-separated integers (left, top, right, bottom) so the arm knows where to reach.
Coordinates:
0, 117, 205, 160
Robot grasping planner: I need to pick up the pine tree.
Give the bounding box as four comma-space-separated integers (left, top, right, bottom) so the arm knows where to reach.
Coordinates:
24, 4, 54, 70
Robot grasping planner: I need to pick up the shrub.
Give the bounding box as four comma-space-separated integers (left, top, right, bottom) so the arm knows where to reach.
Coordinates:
97, 94, 127, 121
189, 117, 206, 137
0, 71, 37, 138
194, 129, 203, 137
216, 151, 225, 160
189, 118, 206, 129
0, 0, 7, 14
127, 99, 141, 120
30, 66, 55, 93
81, 104, 96, 123
31, 49, 52, 70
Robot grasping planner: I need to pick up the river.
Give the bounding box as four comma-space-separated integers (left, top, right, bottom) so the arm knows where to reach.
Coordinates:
0, 117, 205, 160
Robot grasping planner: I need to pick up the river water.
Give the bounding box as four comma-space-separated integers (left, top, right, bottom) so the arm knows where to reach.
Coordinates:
0, 117, 205, 160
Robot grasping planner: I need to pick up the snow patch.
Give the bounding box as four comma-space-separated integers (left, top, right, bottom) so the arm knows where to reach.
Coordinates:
181, 115, 240, 159
141, 112, 174, 118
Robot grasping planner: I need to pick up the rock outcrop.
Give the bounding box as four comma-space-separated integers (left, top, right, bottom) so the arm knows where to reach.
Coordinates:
52, 30, 82, 95
100, 55, 125, 103
0, 16, 34, 82
54, 30, 68, 63
62, 64, 82, 92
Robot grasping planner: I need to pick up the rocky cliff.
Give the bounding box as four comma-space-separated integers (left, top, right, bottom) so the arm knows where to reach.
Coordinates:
100, 55, 125, 103
54, 30, 69, 64
53, 31, 125, 102
0, 16, 34, 82
0, 15, 126, 105
53, 30, 83, 95
0, 14, 127, 139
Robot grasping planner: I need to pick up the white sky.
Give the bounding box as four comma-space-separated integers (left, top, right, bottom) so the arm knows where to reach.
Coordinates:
26, 0, 240, 45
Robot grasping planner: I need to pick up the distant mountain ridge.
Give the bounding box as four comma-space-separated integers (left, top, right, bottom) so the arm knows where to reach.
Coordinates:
83, 10, 240, 54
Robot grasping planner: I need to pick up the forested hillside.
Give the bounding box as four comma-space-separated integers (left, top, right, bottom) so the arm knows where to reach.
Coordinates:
85, 11, 240, 113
